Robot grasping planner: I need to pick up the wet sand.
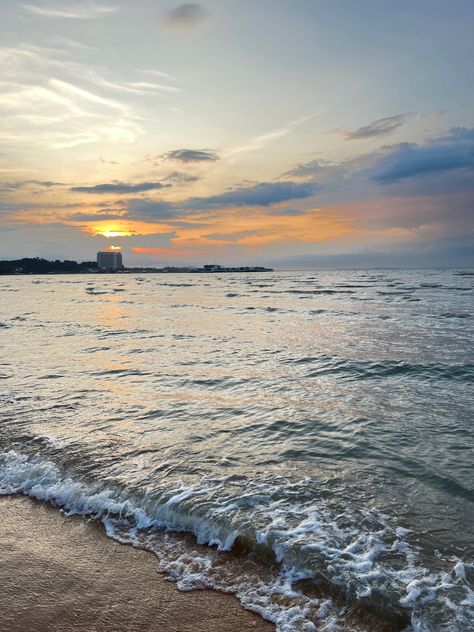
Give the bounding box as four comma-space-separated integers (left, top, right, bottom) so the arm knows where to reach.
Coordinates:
0, 495, 274, 632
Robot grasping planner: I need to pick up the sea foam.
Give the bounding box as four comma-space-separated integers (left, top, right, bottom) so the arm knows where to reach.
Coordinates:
1, 450, 472, 632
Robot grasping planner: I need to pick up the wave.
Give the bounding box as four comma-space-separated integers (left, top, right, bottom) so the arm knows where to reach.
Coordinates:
1, 451, 472, 632
285, 354, 474, 383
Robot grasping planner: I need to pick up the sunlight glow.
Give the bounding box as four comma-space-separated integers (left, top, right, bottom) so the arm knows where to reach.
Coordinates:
96, 229, 134, 238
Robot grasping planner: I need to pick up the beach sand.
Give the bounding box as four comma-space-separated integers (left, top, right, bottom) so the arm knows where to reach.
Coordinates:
0, 495, 274, 632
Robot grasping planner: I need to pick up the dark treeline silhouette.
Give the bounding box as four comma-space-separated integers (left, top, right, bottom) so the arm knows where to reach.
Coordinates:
0, 258, 98, 275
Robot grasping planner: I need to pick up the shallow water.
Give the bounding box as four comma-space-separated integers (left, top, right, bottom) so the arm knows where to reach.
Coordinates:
0, 269, 473, 631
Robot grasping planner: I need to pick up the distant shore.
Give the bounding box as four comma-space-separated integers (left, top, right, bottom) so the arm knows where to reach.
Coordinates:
1, 495, 273, 632
0, 258, 273, 275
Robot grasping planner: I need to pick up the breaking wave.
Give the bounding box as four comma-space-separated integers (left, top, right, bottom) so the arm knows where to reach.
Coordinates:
1, 451, 472, 632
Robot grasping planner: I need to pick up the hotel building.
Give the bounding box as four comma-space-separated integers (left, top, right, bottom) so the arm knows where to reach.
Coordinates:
97, 251, 123, 271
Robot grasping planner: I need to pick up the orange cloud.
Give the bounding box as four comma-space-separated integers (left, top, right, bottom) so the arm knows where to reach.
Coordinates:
168, 207, 356, 248
79, 219, 174, 237
127, 207, 358, 260
131, 246, 223, 260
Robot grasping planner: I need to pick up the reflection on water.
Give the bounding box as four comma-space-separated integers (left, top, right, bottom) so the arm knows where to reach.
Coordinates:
0, 270, 473, 631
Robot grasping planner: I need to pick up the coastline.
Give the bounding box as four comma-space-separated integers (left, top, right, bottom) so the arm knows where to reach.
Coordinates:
0, 495, 274, 632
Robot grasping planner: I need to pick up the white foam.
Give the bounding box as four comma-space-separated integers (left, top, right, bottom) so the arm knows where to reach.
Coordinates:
1, 450, 473, 632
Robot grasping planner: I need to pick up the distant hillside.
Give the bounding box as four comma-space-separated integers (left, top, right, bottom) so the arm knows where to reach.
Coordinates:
0, 258, 97, 275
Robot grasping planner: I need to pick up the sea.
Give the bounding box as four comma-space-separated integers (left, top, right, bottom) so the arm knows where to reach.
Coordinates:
0, 269, 473, 631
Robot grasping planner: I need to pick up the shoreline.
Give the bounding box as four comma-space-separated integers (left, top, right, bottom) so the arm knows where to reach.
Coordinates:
0, 495, 274, 632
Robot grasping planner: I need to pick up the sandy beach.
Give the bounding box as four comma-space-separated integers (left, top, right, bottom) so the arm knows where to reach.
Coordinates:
0, 495, 274, 632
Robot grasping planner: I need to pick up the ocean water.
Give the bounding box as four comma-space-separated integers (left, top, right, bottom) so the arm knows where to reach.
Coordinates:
0, 269, 473, 631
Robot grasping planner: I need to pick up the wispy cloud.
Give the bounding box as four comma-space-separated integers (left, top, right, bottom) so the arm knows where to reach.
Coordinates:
52, 37, 97, 52
0, 44, 151, 149
50, 78, 125, 111
22, 3, 118, 19
128, 81, 182, 94
225, 111, 324, 158
0, 41, 150, 150
0, 44, 180, 97
139, 69, 179, 83
162, 3, 209, 29
339, 114, 411, 140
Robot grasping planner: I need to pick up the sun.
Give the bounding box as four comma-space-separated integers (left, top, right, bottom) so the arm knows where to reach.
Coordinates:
78, 219, 170, 238
100, 230, 133, 238
89, 222, 135, 238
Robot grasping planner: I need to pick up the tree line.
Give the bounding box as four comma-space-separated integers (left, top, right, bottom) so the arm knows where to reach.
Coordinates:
0, 258, 98, 274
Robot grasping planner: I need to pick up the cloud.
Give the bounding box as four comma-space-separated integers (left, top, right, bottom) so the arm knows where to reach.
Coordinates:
204, 230, 261, 242
71, 182, 171, 194
284, 127, 474, 198
185, 181, 318, 210
226, 111, 324, 158
126, 81, 182, 94
341, 114, 410, 140
68, 213, 128, 222
166, 171, 200, 184
0, 201, 33, 216
162, 149, 219, 163
139, 69, 179, 83
0, 46, 145, 149
284, 159, 348, 182
128, 199, 178, 219
0, 180, 64, 191
371, 127, 474, 182
127, 181, 318, 220
267, 207, 307, 216
22, 3, 118, 19
162, 3, 209, 29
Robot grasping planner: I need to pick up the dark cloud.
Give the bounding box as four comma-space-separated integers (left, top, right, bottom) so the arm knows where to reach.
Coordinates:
283, 127, 474, 199
166, 171, 200, 184
162, 149, 220, 163
70, 182, 171, 194
185, 181, 318, 210
371, 127, 474, 183
343, 114, 410, 140
0, 180, 64, 191
68, 213, 128, 222
162, 3, 209, 28
127, 199, 178, 219
127, 181, 318, 220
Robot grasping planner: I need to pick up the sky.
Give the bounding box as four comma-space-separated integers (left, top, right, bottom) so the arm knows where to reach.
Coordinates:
0, 0, 473, 268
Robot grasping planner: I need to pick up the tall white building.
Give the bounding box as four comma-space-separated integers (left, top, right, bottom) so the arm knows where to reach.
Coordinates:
97, 251, 123, 271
